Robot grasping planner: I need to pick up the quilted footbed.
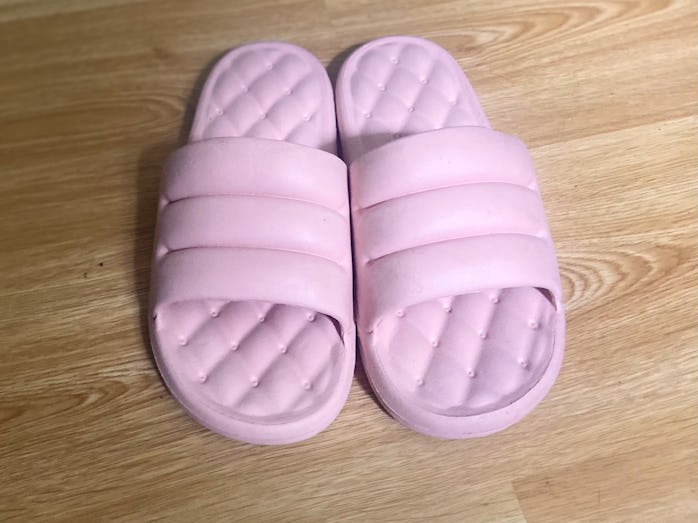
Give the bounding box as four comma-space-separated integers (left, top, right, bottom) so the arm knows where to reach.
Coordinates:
154, 43, 344, 424
338, 37, 557, 417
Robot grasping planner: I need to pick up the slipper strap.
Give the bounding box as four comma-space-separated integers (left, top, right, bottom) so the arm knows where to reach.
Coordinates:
152, 137, 353, 340
349, 126, 562, 331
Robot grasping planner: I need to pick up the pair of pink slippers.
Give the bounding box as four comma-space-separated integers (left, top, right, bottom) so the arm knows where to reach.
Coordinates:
149, 36, 565, 445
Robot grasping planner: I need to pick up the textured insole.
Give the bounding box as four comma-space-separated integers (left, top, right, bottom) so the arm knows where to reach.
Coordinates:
340, 37, 555, 414
157, 43, 343, 421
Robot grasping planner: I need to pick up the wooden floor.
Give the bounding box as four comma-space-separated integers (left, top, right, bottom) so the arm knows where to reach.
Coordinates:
1, 0, 696, 521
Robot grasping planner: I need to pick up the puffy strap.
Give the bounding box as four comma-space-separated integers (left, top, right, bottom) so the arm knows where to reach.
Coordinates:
153, 137, 352, 337
350, 126, 537, 209
350, 127, 561, 330
353, 182, 548, 262
358, 235, 560, 330
154, 248, 351, 333
162, 137, 348, 212
158, 196, 350, 269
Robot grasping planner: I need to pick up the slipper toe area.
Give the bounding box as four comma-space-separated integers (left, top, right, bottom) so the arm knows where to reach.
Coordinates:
367, 287, 559, 436
154, 300, 347, 442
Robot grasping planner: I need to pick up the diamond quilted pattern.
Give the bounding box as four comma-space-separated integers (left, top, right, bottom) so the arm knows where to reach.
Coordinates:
338, 39, 489, 163
162, 301, 341, 418
191, 44, 336, 153
383, 288, 554, 416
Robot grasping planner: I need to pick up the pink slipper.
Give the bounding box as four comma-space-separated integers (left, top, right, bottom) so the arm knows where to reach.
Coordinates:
150, 42, 355, 444
336, 36, 565, 438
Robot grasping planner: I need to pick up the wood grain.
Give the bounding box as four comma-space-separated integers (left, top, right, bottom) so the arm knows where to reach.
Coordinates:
1, 0, 696, 521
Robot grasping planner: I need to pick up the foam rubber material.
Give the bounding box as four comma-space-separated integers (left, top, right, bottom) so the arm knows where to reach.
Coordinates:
150, 42, 355, 445
336, 36, 565, 438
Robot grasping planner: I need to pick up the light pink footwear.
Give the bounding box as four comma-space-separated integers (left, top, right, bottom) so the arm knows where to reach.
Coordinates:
150, 42, 355, 444
336, 36, 565, 438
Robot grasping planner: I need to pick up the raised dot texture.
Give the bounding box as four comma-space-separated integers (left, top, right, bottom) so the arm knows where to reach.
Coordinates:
380, 289, 556, 413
